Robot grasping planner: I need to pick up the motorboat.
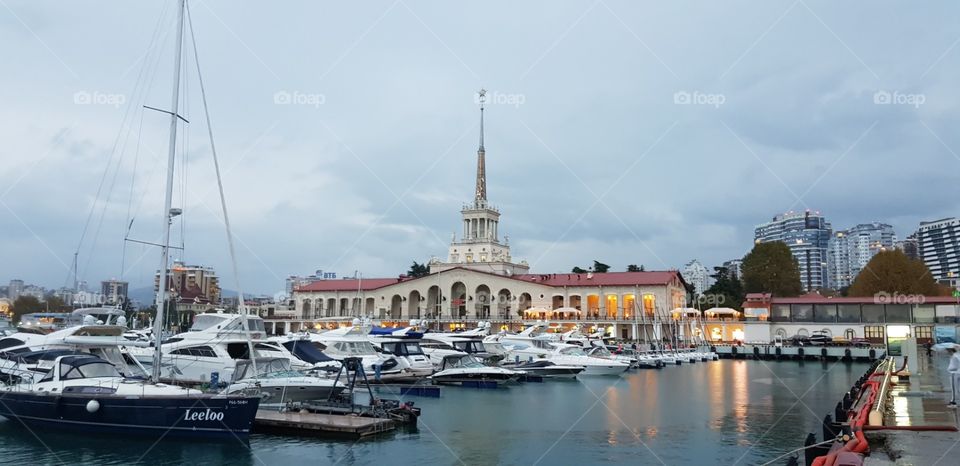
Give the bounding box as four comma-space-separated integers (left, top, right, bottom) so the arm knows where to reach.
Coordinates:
429, 354, 523, 386
127, 313, 318, 384
366, 325, 434, 378
0, 323, 153, 381
421, 330, 501, 364
586, 346, 637, 368
546, 343, 629, 376
223, 357, 344, 405
306, 324, 409, 382
512, 360, 584, 379
419, 339, 469, 368
0, 354, 259, 437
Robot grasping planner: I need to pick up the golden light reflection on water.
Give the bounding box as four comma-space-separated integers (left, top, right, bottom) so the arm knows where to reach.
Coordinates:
733, 361, 749, 434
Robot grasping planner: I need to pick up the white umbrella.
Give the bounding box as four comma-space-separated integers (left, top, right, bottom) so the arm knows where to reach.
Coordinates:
931, 343, 960, 352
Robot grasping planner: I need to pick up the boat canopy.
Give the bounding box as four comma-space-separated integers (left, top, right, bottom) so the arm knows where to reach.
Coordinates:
704, 307, 741, 318
281, 339, 335, 364
369, 326, 424, 338
671, 308, 701, 318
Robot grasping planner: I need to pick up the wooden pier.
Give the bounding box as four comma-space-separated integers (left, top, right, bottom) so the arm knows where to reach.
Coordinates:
253, 410, 396, 438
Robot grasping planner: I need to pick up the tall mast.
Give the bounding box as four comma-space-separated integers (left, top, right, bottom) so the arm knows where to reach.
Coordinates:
474, 89, 487, 207
152, 0, 186, 382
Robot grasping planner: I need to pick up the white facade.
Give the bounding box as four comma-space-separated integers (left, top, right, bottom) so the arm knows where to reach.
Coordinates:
827, 222, 896, 289
681, 259, 710, 295
917, 217, 960, 284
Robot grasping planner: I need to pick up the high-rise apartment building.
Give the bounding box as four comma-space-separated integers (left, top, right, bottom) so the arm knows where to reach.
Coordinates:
754, 211, 832, 291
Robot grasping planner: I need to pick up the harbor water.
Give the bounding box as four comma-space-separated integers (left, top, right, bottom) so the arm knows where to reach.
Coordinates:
0, 360, 870, 465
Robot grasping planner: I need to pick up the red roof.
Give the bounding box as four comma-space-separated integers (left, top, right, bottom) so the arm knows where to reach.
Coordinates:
297, 277, 409, 292
294, 268, 684, 293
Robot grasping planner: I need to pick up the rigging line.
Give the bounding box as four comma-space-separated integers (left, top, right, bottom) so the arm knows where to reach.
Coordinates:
72, 2, 171, 270
186, 1, 258, 377
75, 4, 173, 285
113, 8, 175, 283
120, 110, 146, 281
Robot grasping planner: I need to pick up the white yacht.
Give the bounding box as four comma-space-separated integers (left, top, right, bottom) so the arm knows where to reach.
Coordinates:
223, 357, 344, 405
367, 325, 434, 379
306, 324, 409, 382
429, 354, 523, 386
0, 322, 150, 381
586, 346, 637, 368
546, 343, 630, 376
127, 312, 316, 384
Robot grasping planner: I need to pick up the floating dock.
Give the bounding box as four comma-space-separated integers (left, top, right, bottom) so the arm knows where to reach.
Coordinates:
253, 410, 396, 438
705, 344, 886, 361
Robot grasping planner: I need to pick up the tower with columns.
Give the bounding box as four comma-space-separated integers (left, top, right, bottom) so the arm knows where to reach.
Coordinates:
430, 90, 529, 276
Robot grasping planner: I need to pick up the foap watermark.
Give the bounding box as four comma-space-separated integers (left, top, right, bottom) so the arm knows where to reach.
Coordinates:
873, 90, 925, 108
689, 293, 727, 307
674, 90, 725, 108
476, 90, 525, 108
873, 291, 925, 305
73, 90, 126, 108
273, 90, 325, 108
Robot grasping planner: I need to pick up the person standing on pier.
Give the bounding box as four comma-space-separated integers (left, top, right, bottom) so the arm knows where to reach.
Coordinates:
948, 346, 960, 408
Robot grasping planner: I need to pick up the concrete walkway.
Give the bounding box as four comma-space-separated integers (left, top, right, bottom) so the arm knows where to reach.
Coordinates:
864, 353, 960, 465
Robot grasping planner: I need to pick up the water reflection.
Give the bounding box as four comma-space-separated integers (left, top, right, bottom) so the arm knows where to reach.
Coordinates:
0, 360, 871, 465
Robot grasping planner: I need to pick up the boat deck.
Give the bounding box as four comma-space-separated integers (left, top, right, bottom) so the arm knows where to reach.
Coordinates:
253, 410, 395, 438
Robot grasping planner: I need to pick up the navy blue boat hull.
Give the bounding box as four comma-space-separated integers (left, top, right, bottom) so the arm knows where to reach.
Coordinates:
0, 391, 260, 439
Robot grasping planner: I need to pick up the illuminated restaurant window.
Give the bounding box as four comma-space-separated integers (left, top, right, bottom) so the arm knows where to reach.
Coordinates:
642, 294, 655, 315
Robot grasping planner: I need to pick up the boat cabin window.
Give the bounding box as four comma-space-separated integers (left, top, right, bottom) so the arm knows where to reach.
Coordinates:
381, 342, 425, 356
453, 341, 486, 353
0, 338, 24, 350
171, 346, 217, 357
189, 315, 226, 331
222, 318, 266, 333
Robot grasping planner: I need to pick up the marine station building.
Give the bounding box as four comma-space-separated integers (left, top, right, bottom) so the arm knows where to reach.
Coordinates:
281, 93, 689, 340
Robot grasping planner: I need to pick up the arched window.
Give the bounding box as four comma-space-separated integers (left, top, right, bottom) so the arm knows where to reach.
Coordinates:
844, 328, 855, 340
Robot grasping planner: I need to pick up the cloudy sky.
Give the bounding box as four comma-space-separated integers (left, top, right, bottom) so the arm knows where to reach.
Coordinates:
2, 1, 958, 295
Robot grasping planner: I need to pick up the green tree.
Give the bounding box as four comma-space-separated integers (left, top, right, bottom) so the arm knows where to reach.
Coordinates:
741, 241, 803, 296
702, 266, 745, 309
848, 250, 945, 297
571, 266, 588, 274
406, 261, 430, 278
11, 295, 43, 323
626, 264, 642, 272
592, 260, 610, 273
45, 295, 65, 311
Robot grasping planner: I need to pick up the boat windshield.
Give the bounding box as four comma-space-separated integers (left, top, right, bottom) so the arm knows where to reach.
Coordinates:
450, 355, 485, 369
60, 361, 121, 379
590, 347, 612, 357
453, 341, 486, 353
531, 339, 555, 350
382, 342, 424, 356
560, 347, 587, 356
333, 341, 377, 355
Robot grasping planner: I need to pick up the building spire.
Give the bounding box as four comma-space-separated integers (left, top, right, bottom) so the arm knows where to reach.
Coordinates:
475, 89, 487, 205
